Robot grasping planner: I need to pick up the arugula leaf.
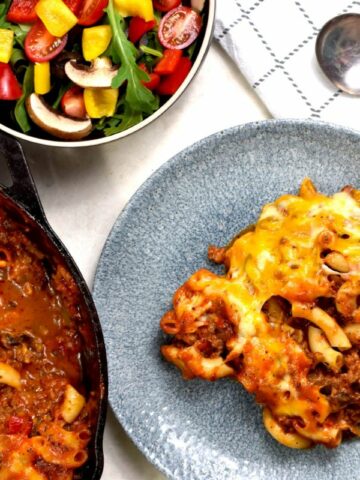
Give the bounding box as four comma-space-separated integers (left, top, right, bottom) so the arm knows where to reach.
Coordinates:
14, 64, 34, 133
144, 30, 162, 53
139, 45, 163, 58
105, 0, 158, 115
94, 99, 144, 136
103, 105, 143, 136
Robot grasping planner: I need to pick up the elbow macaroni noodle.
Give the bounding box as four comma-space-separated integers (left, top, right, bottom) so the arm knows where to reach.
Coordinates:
161, 179, 360, 448
61, 384, 86, 424
0, 363, 21, 389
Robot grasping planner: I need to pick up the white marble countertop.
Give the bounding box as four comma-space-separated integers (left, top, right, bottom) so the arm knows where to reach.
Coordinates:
19, 41, 270, 480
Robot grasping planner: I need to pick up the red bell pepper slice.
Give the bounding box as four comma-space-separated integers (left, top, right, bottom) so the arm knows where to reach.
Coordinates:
154, 49, 182, 75
128, 16, 156, 43
156, 56, 192, 95
0, 63, 23, 101
143, 73, 161, 91
139, 63, 160, 91
6, 0, 38, 24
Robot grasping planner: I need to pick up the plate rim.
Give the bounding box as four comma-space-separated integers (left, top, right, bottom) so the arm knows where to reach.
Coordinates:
93, 118, 360, 480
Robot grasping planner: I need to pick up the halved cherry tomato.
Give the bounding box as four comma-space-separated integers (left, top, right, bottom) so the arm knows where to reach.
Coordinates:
61, 86, 87, 119
153, 0, 180, 12
78, 0, 109, 26
63, 0, 82, 14
139, 63, 160, 91
6, 415, 33, 436
0, 63, 22, 100
128, 16, 156, 44
6, 0, 38, 24
24, 21, 68, 63
158, 6, 202, 50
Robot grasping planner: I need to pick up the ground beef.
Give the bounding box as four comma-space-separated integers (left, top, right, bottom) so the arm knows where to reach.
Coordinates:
309, 350, 360, 412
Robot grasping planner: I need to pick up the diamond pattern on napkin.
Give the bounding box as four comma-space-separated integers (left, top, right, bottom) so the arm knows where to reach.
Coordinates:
222, 20, 275, 80
251, 1, 314, 58
283, 41, 335, 108
215, 0, 360, 130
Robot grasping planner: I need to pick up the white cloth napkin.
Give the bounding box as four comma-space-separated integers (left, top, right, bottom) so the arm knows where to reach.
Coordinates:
215, 0, 360, 130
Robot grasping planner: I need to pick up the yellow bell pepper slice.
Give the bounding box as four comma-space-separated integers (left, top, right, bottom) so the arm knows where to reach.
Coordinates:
84, 88, 119, 118
82, 25, 112, 62
114, 0, 154, 22
35, 0, 78, 37
34, 62, 51, 95
0, 29, 14, 63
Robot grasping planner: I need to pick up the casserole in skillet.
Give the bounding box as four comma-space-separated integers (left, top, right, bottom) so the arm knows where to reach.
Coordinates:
0, 132, 107, 480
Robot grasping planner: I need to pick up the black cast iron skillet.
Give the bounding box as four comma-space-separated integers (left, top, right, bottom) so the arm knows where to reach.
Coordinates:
0, 131, 108, 480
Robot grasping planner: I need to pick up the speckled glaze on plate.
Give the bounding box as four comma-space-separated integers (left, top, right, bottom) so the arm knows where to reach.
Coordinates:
93, 120, 360, 480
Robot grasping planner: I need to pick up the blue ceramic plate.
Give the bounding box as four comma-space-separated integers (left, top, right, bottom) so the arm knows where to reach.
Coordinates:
93, 120, 360, 480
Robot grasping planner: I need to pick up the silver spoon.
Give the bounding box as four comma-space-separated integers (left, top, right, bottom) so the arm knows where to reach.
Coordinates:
316, 13, 360, 95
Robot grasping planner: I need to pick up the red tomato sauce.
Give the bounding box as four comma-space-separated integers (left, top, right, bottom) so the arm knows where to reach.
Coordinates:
0, 203, 95, 479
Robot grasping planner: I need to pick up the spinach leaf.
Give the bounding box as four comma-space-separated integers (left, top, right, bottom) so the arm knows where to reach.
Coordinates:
0, 0, 11, 27
14, 64, 34, 133
13, 25, 29, 48
105, 0, 158, 115
2, 26, 29, 48
52, 81, 70, 109
0, 2, 29, 47
10, 47, 26, 67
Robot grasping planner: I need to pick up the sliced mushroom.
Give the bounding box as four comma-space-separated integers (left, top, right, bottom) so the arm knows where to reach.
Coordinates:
64, 57, 119, 88
191, 0, 205, 12
26, 94, 92, 141
51, 50, 83, 80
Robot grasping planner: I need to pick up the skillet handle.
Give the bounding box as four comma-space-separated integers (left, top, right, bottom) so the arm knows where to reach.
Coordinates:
0, 131, 47, 224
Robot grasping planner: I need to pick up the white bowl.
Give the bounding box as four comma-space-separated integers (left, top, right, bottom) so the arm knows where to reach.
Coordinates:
0, 1, 216, 148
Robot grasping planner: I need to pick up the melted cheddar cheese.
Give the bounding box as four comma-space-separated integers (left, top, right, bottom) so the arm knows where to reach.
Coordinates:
161, 179, 360, 448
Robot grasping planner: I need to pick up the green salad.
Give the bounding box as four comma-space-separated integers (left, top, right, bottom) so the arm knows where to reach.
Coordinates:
0, 0, 206, 140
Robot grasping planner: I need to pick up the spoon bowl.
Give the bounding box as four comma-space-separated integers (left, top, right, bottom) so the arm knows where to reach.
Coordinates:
316, 13, 360, 95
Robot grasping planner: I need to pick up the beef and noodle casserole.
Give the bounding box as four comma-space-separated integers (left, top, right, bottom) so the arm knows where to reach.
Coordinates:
161, 179, 360, 449
0, 198, 99, 479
